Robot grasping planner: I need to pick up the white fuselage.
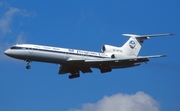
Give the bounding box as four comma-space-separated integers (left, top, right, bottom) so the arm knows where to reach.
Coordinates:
5, 44, 111, 64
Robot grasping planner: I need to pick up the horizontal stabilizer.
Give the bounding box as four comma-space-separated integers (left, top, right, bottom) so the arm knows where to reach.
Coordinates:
122, 33, 174, 39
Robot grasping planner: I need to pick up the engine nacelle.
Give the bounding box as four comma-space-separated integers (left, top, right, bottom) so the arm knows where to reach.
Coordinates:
111, 54, 123, 58
101, 45, 122, 53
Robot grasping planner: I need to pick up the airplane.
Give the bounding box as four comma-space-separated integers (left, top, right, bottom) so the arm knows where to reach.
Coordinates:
4, 33, 173, 79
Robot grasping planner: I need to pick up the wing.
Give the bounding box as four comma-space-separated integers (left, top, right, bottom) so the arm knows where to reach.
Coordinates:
85, 54, 166, 63
86, 54, 166, 72
61, 54, 166, 74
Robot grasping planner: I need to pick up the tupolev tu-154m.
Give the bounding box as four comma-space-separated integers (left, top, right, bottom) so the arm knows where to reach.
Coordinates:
4, 33, 173, 79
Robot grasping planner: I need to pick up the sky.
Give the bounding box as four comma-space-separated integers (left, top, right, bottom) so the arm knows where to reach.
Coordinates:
0, 0, 180, 111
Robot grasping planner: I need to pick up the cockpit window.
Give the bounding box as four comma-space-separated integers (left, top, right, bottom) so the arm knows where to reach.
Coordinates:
10, 46, 22, 49
10, 46, 16, 49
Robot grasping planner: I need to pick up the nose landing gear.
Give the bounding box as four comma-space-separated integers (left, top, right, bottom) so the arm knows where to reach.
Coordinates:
26, 60, 31, 69
26, 65, 31, 69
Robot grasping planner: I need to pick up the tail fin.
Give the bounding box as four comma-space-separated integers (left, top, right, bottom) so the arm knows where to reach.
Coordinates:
121, 33, 173, 57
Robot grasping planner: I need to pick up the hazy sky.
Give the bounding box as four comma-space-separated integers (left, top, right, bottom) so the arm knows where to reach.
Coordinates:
0, 1, 180, 111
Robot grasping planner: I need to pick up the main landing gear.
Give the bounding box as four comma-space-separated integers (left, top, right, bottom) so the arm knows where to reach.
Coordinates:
26, 60, 31, 69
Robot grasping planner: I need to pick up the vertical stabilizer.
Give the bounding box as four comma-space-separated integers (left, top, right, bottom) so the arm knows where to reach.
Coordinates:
121, 36, 144, 56
121, 33, 173, 57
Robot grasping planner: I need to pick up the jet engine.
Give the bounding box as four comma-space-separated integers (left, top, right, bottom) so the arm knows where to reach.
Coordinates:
111, 54, 123, 58
101, 45, 122, 53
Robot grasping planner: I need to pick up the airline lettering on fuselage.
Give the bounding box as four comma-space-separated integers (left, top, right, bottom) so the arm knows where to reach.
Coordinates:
52, 48, 59, 51
77, 50, 88, 55
77, 50, 99, 57
43, 46, 51, 50
88, 52, 98, 56
68, 49, 74, 52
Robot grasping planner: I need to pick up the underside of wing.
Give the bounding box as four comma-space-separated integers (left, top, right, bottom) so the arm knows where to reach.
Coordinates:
58, 54, 166, 77
58, 64, 92, 74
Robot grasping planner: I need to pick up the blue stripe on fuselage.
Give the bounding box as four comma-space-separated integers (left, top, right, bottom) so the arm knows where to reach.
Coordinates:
10, 46, 109, 59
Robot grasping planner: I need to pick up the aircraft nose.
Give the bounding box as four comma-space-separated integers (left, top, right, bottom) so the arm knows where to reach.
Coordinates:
4, 49, 11, 56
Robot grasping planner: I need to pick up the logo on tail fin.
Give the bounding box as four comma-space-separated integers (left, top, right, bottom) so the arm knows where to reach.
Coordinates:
129, 40, 136, 49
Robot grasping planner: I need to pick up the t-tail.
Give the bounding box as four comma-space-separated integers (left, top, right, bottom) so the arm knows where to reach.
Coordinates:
121, 33, 174, 57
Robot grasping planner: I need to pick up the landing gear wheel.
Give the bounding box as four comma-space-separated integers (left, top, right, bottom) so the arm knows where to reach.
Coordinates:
26, 65, 31, 69
26, 60, 31, 69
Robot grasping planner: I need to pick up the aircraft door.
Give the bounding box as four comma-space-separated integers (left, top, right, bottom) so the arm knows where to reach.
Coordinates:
65, 52, 69, 59
83, 54, 87, 59
29, 48, 33, 54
